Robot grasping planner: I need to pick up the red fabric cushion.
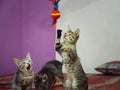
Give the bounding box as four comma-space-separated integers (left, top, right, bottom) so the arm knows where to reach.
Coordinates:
95, 61, 120, 75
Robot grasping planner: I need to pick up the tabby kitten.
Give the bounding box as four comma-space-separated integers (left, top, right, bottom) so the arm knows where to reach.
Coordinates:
55, 27, 88, 90
12, 53, 34, 90
34, 60, 65, 90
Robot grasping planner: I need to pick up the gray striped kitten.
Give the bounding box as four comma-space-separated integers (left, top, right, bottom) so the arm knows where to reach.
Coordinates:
12, 53, 34, 90
55, 26, 88, 90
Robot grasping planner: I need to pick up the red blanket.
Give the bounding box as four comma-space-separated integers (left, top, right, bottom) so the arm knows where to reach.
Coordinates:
1, 74, 120, 90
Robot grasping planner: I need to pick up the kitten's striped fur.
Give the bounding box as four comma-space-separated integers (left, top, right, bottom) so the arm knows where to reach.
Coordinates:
55, 26, 88, 90
12, 53, 34, 90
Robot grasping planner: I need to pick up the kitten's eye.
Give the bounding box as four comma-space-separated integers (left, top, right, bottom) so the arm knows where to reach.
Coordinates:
74, 32, 79, 36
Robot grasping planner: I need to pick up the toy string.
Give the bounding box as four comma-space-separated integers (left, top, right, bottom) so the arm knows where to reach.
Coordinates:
49, 0, 61, 28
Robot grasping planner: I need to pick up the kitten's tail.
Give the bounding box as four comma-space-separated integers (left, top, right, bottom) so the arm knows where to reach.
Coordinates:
0, 82, 12, 86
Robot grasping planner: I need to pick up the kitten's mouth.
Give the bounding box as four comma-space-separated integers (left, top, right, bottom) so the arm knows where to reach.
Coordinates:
27, 63, 31, 70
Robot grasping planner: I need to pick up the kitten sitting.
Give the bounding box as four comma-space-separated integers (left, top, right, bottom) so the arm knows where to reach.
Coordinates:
55, 26, 88, 90
34, 60, 64, 90
12, 53, 34, 90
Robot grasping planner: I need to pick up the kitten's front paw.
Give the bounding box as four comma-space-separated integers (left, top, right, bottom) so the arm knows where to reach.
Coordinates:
57, 29, 62, 38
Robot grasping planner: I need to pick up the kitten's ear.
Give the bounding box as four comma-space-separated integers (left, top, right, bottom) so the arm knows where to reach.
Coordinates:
74, 28, 80, 34
35, 75, 39, 81
13, 58, 21, 66
42, 74, 48, 82
26, 52, 31, 59
42, 74, 48, 79
67, 25, 72, 32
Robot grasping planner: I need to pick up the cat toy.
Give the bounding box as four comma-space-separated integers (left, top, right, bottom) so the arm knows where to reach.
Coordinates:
49, 0, 61, 28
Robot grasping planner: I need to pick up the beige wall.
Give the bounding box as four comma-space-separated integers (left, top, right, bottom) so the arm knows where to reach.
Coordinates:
56, 0, 120, 73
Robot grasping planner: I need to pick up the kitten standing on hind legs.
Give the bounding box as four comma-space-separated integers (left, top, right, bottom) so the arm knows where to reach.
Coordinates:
12, 53, 34, 90
55, 26, 88, 90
